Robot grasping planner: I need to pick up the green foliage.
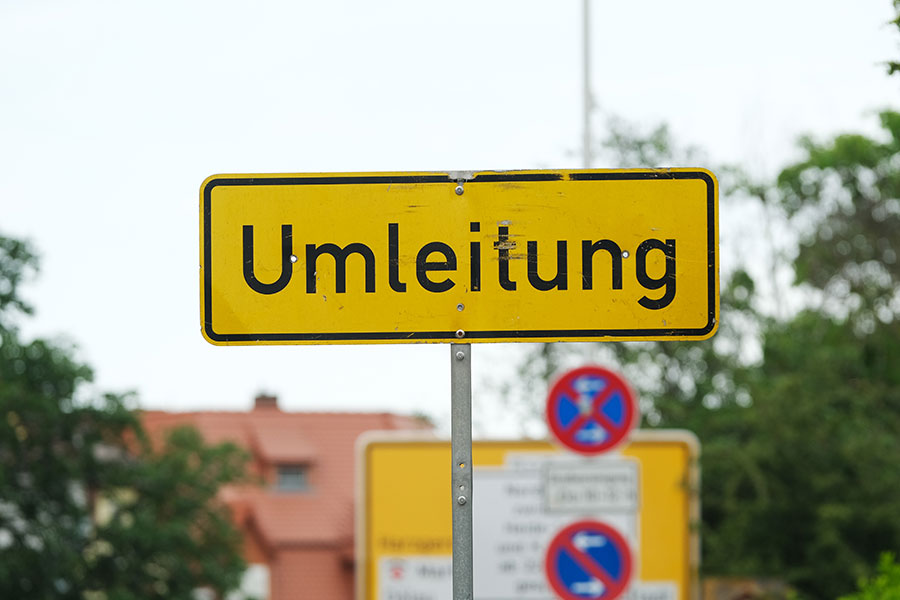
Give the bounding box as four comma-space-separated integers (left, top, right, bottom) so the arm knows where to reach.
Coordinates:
841, 553, 900, 600
740, 113, 900, 597
600, 117, 702, 167
0, 236, 38, 329
0, 234, 251, 599
701, 312, 900, 597
776, 111, 900, 318
79, 426, 250, 599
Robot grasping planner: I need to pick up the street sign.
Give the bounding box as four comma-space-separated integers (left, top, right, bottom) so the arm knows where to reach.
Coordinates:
200, 169, 718, 345
544, 520, 634, 600
546, 366, 638, 455
356, 432, 699, 600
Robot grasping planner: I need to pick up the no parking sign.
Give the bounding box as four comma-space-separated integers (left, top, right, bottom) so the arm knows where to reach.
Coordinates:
545, 520, 634, 600
546, 366, 638, 455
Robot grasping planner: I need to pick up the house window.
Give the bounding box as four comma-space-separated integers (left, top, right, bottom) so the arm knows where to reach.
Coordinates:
276, 465, 309, 492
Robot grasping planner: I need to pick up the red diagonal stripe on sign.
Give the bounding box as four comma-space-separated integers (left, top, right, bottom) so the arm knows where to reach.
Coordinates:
591, 392, 623, 434
561, 382, 623, 439
559, 537, 618, 592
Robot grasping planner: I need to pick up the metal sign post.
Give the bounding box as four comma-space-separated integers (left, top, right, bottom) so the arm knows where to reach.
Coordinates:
450, 344, 473, 600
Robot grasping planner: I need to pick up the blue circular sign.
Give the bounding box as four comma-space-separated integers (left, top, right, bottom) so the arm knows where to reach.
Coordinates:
544, 520, 634, 600
546, 366, 638, 455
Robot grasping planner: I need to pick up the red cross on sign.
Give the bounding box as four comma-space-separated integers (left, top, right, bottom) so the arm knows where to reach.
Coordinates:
546, 366, 638, 455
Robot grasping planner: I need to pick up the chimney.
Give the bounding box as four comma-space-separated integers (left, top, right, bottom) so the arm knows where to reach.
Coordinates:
254, 393, 279, 411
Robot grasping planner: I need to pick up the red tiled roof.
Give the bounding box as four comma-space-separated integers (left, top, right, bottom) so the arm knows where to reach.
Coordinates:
248, 419, 318, 463
140, 407, 429, 549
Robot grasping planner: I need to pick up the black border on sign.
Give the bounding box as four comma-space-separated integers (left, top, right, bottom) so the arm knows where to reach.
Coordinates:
202, 171, 717, 343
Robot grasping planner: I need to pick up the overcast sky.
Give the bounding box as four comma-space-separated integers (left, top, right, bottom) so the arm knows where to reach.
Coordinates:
1, 0, 898, 435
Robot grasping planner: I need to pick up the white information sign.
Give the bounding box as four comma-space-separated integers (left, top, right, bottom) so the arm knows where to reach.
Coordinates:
472, 460, 639, 599
544, 460, 640, 513
472, 469, 639, 600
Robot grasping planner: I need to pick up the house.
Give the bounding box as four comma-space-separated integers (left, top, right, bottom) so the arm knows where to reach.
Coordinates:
141, 395, 431, 600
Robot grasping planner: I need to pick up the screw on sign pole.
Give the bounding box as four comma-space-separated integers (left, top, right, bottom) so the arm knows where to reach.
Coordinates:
450, 342, 473, 600
546, 366, 638, 455
545, 520, 635, 600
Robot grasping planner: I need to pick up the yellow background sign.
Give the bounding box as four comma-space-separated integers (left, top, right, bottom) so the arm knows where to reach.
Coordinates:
355, 433, 700, 600
200, 170, 718, 345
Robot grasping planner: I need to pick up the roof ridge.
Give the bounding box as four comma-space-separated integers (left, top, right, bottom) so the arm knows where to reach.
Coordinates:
140, 409, 415, 416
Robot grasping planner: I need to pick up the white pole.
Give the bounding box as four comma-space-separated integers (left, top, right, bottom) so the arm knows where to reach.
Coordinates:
582, 0, 592, 169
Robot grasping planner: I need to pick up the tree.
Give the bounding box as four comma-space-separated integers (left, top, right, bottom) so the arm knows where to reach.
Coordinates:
0, 234, 251, 599
700, 310, 900, 597
748, 110, 900, 598
683, 113, 900, 598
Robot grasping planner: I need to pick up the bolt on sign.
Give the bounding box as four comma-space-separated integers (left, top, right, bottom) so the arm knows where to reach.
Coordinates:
200, 169, 718, 345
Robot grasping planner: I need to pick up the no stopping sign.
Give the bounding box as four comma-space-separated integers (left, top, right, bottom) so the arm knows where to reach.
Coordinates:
546, 366, 637, 455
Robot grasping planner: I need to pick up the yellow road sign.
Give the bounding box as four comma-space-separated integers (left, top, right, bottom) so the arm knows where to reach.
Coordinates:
355, 432, 700, 600
200, 170, 718, 345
